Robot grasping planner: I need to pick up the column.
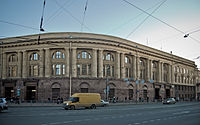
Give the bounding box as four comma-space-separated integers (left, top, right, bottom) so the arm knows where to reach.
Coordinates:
44, 48, 51, 77
171, 65, 175, 84
71, 47, 77, 77
132, 55, 136, 80
98, 49, 103, 78
2, 52, 7, 79
168, 64, 171, 83
121, 53, 125, 79
115, 52, 120, 79
64, 47, 70, 77
149, 60, 153, 80
146, 58, 150, 82
161, 62, 164, 83
136, 56, 140, 80
22, 50, 28, 78
39, 49, 45, 77
17, 51, 22, 78
158, 61, 161, 83
92, 48, 97, 77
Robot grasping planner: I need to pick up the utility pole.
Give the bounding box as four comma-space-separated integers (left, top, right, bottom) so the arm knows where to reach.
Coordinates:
69, 42, 72, 97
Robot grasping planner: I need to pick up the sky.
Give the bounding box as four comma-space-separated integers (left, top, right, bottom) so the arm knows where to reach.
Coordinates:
0, 0, 200, 68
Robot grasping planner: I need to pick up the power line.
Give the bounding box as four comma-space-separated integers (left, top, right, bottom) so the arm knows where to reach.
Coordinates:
122, 0, 185, 34
0, 20, 39, 31
126, 0, 167, 38
54, 0, 92, 32
107, 0, 164, 34
44, 0, 75, 27
123, 0, 200, 44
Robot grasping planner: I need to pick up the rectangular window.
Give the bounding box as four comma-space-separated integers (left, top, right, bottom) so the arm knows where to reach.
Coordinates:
62, 65, 65, 75
88, 64, 91, 75
77, 64, 80, 76
112, 66, 114, 77
103, 65, 105, 77
82, 64, 87, 75
56, 64, 61, 75
52, 64, 55, 75
126, 68, 129, 77
33, 65, 39, 76
106, 65, 111, 76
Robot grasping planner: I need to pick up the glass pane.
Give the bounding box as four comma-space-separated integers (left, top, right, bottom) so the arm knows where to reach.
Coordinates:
82, 64, 87, 75
82, 52, 87, 59
56, 65, 61, 75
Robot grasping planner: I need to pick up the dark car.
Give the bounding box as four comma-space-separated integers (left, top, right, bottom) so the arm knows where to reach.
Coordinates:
0, 98, 8, 112
163, 98, 176, 104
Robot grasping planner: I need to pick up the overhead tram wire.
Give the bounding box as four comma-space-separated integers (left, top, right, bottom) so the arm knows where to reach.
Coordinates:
107, 0, 164, 34
0, 20, 39, 31
54, 0, 92, 32
43, 0, 75, 27
123, 0, 200, 44
81, 0, 89, 32
126, 0, 167, 38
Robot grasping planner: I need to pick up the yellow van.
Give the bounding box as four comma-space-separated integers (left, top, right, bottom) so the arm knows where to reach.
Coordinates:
63, 93, 101, 110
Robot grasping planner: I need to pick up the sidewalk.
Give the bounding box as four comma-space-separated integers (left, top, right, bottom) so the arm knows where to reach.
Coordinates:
8, 102, 160, 107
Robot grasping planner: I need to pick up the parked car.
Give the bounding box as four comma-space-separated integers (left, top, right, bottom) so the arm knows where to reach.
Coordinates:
100, 100, 109, 107
0, 98, 8, 112
163, 98, 176, 104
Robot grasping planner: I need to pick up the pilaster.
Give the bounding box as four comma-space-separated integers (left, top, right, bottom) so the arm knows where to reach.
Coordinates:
92, 48, 97, 77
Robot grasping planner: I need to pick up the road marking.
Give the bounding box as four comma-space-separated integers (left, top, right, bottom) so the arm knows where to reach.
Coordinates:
173, 111, 190, 115
150, 120, 155, 122
134, 123, 141, 125
142, 121, 148, 123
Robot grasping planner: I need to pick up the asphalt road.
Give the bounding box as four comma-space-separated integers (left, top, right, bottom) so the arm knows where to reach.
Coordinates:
1, 102, 200, 125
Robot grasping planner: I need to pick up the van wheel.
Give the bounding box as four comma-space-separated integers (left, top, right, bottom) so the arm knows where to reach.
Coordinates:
90, 104, 96, 109
70, 105, 75, 110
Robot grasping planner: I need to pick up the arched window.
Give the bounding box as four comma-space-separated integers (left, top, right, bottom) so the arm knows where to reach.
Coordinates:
52, 51, 65, 59
30, 53, 40, 61
77, 51, 91, 59
125, 56, 130, 64
9, 54, 17, 62
104, 53, 114, 61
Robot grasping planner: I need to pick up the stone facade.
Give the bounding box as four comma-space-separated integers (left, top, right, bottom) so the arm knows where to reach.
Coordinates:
0, 32, 199, 102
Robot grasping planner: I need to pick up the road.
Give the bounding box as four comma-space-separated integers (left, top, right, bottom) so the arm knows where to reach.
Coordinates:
1, 102, 200, 125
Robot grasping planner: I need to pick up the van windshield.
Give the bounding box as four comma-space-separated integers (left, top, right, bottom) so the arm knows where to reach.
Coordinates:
68, 97, 79, 103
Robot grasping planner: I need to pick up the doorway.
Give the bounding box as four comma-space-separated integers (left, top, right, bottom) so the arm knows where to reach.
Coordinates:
26, 86, 36, 101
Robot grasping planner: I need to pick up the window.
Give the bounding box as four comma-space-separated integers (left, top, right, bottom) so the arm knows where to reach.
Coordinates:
52, 64, 65, 76
106, 65, 111, 76
56, 65, 61, 75
104, 53, 114, 61
8, 66, 17, 77
30, 53, 39, 61
82, 52, 87, 59
9, 54, 17, 62
62, 65, 65, 75
29, 65, 39, 76
52, 51, 65, 59
77, 64, 80, 76
77, 51, 91, 59
125, 56, 130, 64
82, 64, 87, 75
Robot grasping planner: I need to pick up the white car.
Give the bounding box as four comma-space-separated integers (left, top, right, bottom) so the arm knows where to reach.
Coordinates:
101, 100, 109, 107
0, 98, 8, 112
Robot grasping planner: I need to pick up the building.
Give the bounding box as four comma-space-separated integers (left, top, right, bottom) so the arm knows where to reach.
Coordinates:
0, 32, 199, 102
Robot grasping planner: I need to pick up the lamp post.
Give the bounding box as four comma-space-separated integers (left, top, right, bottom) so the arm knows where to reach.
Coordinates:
69, 42, 72, 97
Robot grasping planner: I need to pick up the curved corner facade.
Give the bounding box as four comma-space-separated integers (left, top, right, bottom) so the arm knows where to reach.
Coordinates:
0, 32, 199, 102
